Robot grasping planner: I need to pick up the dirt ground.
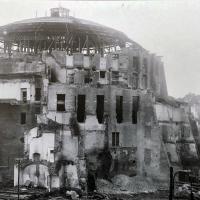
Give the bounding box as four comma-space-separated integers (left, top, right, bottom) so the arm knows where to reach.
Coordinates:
0, 190, 169, 200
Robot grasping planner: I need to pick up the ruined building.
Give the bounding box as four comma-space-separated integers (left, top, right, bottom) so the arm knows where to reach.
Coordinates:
0, 7, 199, 190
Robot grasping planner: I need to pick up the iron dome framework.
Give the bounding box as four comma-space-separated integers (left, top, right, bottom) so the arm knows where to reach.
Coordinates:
0, 7, 137, 56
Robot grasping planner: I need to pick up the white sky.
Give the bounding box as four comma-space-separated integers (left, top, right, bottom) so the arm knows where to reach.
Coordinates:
0, 0, 199, 98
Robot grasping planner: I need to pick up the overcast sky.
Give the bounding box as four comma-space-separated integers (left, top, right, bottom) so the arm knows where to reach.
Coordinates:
0, 0, 199, 98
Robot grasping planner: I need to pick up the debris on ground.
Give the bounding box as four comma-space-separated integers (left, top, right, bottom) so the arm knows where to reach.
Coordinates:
0, 188, 169, 200
96, 175, 167, 194
66, 190, 79, 200
0, 176, 169, 200
175, 183, 200, 199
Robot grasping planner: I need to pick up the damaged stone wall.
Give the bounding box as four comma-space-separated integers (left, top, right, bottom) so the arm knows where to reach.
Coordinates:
180, 94, 200, 168
0, 57, 46, 75
45, 56, 67, 83
45, 83, 167, 183
14, 161, 49, 188
0, 103, 37, 180
10, 46, 173, 191
0, 58, 47, 183
0, 79, 33, 102
136, 92, 163, 180
0, 7, 182, 191
155, 100, 199, 176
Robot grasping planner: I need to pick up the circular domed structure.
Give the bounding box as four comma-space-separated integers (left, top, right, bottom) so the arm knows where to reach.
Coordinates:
0, 7, 135, 54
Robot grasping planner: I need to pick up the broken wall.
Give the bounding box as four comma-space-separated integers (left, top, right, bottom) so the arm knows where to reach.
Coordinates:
0, 59, 46, 75
0, 79, 33, 101
46, 83, 168, 181
10, 45, 172, 186
27, 130, 55, 162
136, 92, 164, 180
0, 75, 45, 103
0, 103, 36, 180
155, 101, 199, 171
60, 130, 79, 162
148, 54, 168, 98
45, 56, 67, 83
14, 162, 49, 188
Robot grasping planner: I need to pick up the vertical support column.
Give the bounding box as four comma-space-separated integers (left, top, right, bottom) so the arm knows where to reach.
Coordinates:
114, 45, 117, 52
34, 40, 38, 54
19, 41, 22, 52
54, 36, 57, 50
138, 50, 143, 89
23, 37, 26, 53
3, 41, 7, 53
17, 160, 21, 200
44, 40, 47, 50
101, 41, 104, 56
39, 40, 42, 52
71, 37, 74, 53
61, 36, 63, 51
100, 48, 104, 57
78, 37, 81, 53
169, 166, 174, 200
147, 54, 151, 89
17, 43, 20, 52
8, 42, 12, 58
86, 35, 89, 55
27, 40, 30, 53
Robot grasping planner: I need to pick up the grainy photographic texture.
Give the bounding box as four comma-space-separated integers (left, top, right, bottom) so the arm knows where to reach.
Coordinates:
0, 1, 200, 199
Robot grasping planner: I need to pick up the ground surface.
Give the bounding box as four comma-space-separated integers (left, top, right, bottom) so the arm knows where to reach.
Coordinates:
0, 189, 170, 200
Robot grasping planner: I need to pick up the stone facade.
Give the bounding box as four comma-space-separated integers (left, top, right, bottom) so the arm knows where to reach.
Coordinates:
11, 47, 171, 190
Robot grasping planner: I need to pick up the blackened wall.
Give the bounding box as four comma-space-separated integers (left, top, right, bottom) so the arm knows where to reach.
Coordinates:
0, 103, 36, 180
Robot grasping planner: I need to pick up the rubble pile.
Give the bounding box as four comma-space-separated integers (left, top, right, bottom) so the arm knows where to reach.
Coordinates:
175, 184, 200, 199
97, 175, 161, 194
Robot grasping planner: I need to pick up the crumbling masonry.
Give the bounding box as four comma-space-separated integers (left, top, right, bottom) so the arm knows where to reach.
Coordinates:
0, 7, 199, 191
